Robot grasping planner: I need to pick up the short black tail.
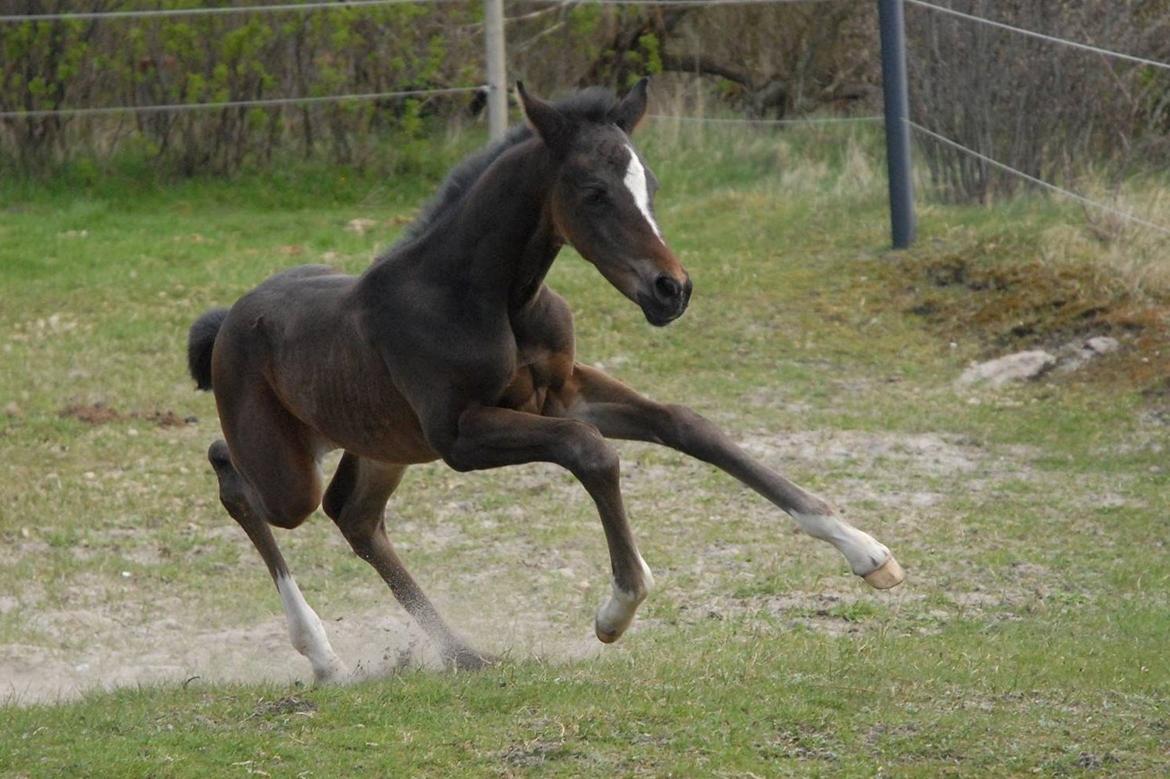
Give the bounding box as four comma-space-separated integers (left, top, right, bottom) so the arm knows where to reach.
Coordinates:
187, 308, 229, 391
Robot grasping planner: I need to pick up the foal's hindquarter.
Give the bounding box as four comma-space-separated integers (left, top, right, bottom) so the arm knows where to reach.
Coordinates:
195, 89, 902, 684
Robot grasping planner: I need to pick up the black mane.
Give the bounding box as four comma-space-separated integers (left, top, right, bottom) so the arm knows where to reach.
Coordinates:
390, 87, 622, 249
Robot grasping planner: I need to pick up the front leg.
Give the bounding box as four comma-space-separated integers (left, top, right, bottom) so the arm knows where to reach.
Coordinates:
440, 405, 653, 643
555, 364, 905, 589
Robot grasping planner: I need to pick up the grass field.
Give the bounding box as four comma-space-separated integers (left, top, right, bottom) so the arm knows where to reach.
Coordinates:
1, 125, 1169, 776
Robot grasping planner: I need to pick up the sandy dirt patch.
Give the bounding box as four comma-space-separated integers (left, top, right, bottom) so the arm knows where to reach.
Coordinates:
1, 427, 1031, 705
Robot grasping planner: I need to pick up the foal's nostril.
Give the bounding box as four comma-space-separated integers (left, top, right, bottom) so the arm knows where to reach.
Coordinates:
654, 275, 682, 302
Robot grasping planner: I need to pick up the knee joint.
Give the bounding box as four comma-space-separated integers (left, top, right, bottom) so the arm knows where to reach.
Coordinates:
569, 432, 619, 482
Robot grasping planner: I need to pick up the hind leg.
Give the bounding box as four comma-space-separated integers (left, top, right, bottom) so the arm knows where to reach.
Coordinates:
208, 439, 348, 683
323, 452, 492, 670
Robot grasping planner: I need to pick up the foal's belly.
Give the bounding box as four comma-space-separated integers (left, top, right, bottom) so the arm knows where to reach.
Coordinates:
314, 393, 439, 464
271, 346, 440, 465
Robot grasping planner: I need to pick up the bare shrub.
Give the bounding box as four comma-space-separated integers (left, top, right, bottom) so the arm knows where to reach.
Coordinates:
906, 0, 1170, 203
0, 1, 484, 174
510, 2, 880, 118
0, 1, 884, 175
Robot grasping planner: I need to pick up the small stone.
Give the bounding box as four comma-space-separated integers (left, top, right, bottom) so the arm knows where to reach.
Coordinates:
3, 401, 20, 417
345, 218, 377, 235
958, 350, 1056, 388
1085, 336, 1120, 355
127, 427, 139, 437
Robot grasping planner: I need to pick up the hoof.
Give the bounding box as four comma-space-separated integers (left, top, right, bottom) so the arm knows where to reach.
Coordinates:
594, 612, 632, 644
862, 555, 905, 590
311, 659, 351, 685
447, 647, 497, 672
595, 622, 621, 644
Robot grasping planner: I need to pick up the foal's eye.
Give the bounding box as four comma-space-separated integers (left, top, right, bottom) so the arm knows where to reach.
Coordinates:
583, 187, 608, 205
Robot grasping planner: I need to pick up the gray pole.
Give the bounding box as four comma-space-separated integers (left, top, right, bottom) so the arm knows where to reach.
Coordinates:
877, 0, 916, 249
484, 0, 507, 141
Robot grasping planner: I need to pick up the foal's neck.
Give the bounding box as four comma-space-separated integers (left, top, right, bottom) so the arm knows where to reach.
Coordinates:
393, 138, 563, 312
461, 139, 563, 310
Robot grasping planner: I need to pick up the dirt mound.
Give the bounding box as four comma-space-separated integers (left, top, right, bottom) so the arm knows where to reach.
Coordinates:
883, 237, 1170, 392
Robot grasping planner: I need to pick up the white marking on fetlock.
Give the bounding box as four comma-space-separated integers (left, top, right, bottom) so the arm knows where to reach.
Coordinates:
275, 574, 348, 683
790, 513, 892, 577
623, 144, 663, 239
596, 554, 654, 643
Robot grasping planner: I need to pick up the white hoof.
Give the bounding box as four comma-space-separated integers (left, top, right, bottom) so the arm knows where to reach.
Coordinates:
861, 555, 905, 589
595, 595, 639, 644
311, 657, 351, 685
595, 557, 653, 644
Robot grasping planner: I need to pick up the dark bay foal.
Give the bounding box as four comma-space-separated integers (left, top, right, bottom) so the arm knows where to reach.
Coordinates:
187, 80, 903, 681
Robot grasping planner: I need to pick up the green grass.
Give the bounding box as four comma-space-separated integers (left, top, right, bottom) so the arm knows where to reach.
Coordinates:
2, 124, 1169, 776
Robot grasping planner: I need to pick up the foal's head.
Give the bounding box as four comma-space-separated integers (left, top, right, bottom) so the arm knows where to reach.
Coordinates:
518, 80, 692, 327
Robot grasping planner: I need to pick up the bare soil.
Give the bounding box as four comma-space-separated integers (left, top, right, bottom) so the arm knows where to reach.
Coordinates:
0, 426, 1033, 705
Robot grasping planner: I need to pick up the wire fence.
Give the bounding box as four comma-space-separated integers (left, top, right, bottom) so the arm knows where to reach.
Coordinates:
909, 121, 1170, 238
1, 0, 1168, 240
0, 0, 455, 23
904, 0, 1170, 238
0, 87, 486, 120
904, 0, 1170, 74
0, 0, 845, 23
648, 113, 881, 125
0, 0, 864, 128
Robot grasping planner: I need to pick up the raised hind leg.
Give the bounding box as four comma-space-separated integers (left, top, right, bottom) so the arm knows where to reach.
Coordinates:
207, 439, 349, 683
553, 364, 904, 588
322, 452, 492, 670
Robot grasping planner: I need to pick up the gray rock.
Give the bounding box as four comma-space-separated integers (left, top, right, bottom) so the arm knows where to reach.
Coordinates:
1085, 336, 1120, 355
958, 350, 1057, 388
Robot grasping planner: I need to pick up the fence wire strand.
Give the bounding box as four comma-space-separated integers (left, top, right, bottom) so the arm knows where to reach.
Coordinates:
648, 113, 881, 125
909, 120, 1170, 238
0, 86, 484, 120
0, 0, 849, 23
0, 0, 458, 23
905, 0, 1170, 73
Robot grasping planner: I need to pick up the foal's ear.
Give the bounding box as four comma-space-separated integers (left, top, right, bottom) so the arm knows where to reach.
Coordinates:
516, 81, 572, 158
610, 77, 650, 134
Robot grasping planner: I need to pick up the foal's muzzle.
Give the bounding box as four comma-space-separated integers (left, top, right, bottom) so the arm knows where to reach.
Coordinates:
638, 272, 692, 327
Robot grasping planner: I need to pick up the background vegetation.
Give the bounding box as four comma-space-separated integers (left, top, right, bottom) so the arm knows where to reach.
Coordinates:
5, 0, 1167, 198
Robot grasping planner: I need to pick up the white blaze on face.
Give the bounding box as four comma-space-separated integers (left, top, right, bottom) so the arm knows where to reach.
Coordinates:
622, 143, 663, 239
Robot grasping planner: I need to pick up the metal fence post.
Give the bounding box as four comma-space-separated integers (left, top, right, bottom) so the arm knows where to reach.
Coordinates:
484, 0, 507, 141
878, 0, 916, 249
